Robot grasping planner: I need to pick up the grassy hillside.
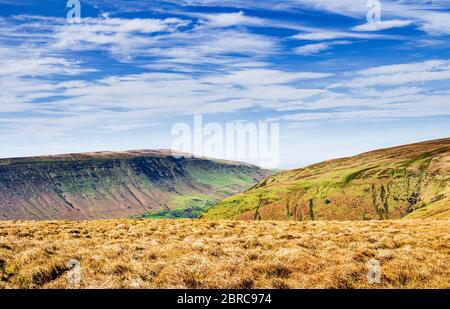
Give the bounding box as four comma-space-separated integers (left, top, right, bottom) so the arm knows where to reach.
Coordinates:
0, 150, 272, 220
0, 219, 448, 288
203, 138, 450, 220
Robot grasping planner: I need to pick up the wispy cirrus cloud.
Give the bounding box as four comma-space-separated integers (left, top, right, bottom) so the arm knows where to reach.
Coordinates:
269, 59, 450, 125
332, 60, 450, 88
291, 30, 392, 41
294, 40, 351, 55
0, 0, 449, 162
197, 11, 264, 27
352, 20, 413, 32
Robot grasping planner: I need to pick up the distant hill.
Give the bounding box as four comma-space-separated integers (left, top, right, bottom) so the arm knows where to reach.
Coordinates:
203, 138, 450, 220
0, 150, 272, 220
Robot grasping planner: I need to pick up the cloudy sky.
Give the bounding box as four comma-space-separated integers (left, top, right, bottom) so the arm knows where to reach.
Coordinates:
0, 0, 449, 168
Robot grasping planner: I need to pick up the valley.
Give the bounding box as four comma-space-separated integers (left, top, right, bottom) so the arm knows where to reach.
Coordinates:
0, 139, 449, 289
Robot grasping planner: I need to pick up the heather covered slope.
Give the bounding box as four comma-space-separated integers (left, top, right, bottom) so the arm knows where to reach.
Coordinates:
0, 150, 272, 220
203, 138, 450, 220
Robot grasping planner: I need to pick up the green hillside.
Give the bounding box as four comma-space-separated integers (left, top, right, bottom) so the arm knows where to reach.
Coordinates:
203, 138, 450, 220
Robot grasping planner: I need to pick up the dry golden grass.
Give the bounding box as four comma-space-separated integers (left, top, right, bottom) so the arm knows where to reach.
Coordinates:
0, 219, 449, 289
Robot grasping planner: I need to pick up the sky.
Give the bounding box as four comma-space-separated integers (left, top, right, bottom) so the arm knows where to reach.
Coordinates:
0, 0, 449, 168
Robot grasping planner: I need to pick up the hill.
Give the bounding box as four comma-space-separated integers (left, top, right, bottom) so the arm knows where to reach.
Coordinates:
203, 138, 450, 220
0, 150, 272, 220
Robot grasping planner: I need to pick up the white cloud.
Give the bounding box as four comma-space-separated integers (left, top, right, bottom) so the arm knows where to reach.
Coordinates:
50, 17, 190, 60
204, 69, 332, 85
1, 3, 449, 159
357, 87, 425, 98
144, 29, 278, 70
294, 42, 330, 55
200, 11, 264, 27
418, 12, 450, 35
0, 56, 94, 77
341, 60, 450, 87
0, 64, 331, 137
167, 0, 450, 36
358, 60, 449, 76
0, 14, 277, 69
276, 103, 450, 122
294, 40, 351, 55
291, 30, 389, 41
352, 20, 413, 32
272, 91, 450, 123
265, 58, 450, 124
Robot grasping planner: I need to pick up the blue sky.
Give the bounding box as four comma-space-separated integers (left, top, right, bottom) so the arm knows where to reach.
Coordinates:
0, 0, 449, 168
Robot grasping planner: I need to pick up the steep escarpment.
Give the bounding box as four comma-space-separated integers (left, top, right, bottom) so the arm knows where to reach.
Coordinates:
0, 150, 272, 220
203, 138, 450, 220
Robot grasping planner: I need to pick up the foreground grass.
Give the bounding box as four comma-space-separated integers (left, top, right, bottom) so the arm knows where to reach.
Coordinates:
0, 219, 449, 289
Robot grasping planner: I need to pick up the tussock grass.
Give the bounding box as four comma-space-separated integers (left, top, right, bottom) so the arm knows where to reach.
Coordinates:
0, 219, 449, 289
